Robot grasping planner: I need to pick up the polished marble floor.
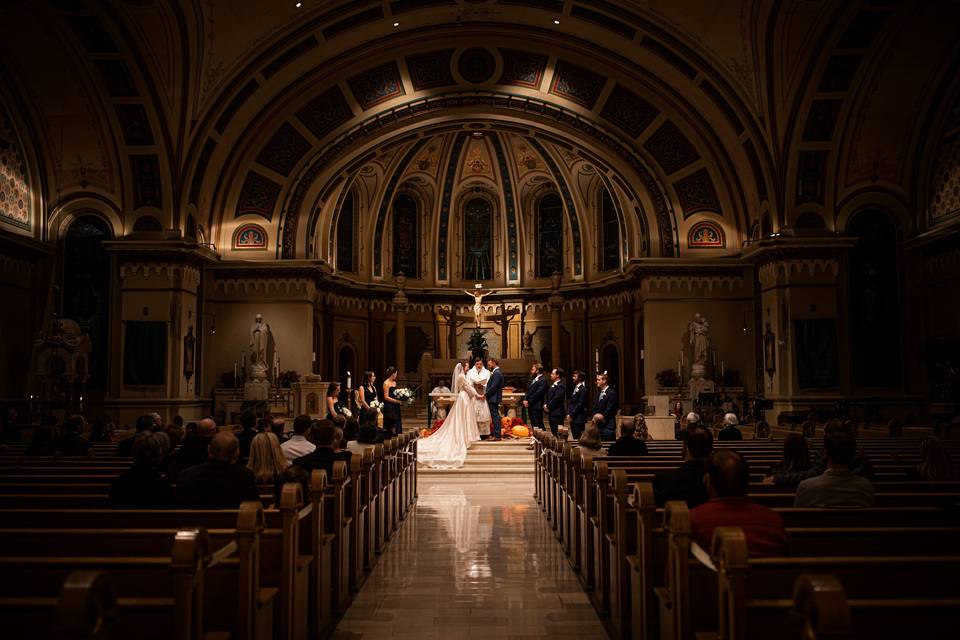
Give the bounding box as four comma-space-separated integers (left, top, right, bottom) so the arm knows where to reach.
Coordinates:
332, 477, 607, 639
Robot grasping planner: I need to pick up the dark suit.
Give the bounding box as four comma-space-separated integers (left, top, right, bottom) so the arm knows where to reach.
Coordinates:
593, 386, 618, 440
718, 426, 743, 441
607, 436, 648, 457
568, 383, 587, 439
524, 375, 547, 429
544, 382, 566, 436
176, 460, 261, 509
485, 367, 504, 438
653, 459, 709, 507
110, 465, 174, 508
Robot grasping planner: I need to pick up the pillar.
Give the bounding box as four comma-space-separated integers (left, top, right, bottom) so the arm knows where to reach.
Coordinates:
549, 274, 563, 370
393, 275, 408, 374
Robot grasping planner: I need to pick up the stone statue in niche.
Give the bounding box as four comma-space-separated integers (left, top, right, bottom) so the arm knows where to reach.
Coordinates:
245, 314, 272, 400
521, 329, 534, 356
763, 322, 776, 377
183, 326, 195, 381
688, 313, 710, 378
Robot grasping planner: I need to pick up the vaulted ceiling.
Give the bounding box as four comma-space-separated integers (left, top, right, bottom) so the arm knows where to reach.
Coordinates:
1, 0, 958, 257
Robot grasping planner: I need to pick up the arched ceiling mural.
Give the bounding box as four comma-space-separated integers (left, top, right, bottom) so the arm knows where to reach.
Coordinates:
0, 0, 958, 260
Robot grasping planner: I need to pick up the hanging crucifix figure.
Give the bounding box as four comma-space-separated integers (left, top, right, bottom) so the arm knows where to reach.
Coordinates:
463, 284, 496, 329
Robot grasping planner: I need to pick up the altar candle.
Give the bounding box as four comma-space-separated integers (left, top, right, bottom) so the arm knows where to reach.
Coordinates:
234, 361, 238, 386
312, 352, 316, 363
595, 348, 600, 371
347, 371, 352, 389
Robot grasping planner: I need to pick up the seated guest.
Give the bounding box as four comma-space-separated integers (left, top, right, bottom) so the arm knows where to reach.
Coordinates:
117, 414, 155, 456
281, 414, 316, 463
177, 432, 260, 508
153, 431, 173, 473
236, 410, 257, 462
57, 414, 91, 456
294, 422, 342, 477
274, 464, 310, 506
778, 420, 875, 484
167, 431, 207, 482
343, 418, 359, 444
163, 422, 184, 448
635, 414, 652, 441
308, 419, 334, 446
607, 417, 649, 456
198, 417, 219, 444
653, 426, 713, 507
271, 417, 287, 441
685, 412, 701, 430
795, 430, 875, 508
26, 416, 59, 455
690, 450, 787, 557
907, 436, 958, 481
578, 422, 603, 452
247, 432, 289, 485
110, 432, 174, 508
89, 417, 113, 443
331, 426, 351, 461
717, 413, 743, 441
765, 433, 811, 484
348, 424, 380, 455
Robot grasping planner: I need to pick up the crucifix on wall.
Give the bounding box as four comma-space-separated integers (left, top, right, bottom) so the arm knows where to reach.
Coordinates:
437, 306, 473, 358
485, 303, 519, 358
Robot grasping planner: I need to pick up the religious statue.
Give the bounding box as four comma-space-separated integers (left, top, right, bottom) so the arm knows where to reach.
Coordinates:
249, 314, 271, 377
522, 330, 533, 351
688, 313, 710, 365
183, 326, 195, 380
462, 285, 495, 328
763, 322, 776, 376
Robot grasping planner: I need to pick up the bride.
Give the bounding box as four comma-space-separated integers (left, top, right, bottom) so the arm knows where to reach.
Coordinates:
417, 359, 482, 469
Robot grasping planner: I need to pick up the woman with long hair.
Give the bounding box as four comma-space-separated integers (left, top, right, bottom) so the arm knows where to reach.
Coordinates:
356, 371, 379, 427
382, 366, 402, 435
578, 418, 603, 452
247, 431, 289, 484
912, 436, 958, 481
766, 433, 811, 484
326, 381, 342, 422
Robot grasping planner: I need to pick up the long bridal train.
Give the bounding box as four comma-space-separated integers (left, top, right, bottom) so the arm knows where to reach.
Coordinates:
417, 363, 482, 469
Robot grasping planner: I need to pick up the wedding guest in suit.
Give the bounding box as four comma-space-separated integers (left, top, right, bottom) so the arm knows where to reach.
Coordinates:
485, 358, 504, 440
653, 425, 713, 507
593, 373, 618, 440
607, 416, 649, 456
717, 412, 743, 441
294, 422, 341, 478
117, 414, 155, 457
543, 368, 566, 436
794, 430, 875, 508
110, 432, 174, 508
523, 363, 547, 430
567, 371, 588, 440
177, 432, 260, 509
281, 414, 316, 463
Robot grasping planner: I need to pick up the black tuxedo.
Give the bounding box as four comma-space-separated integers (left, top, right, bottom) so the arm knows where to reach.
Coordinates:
524, 375, 547, 429
653, 459, 709, 507
568, 383, 587, 439
544, 381, 566, 436
176, 460, 261, 509
485, 367, 504, 437
593, 386, 618, 439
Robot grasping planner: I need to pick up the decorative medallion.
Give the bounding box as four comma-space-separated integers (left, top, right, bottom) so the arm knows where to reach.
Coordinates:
643, 121, 699, 175
235, 171, 281, 221
549, 59, 606, 109
348, 62, 406, 110
295, 86, 353, 140
458, 48, 496, 83
498, 49, 547, 88
674, 169, 721, 218
406, 50, 455, 90
256, 122, 311, 177
600, 84, 659, 138
687, 221, 725, 248
234, 223, 268, 250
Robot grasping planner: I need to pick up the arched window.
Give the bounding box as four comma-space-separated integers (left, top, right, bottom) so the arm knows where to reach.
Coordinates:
63, 215, 112, 390
464, 197, 492, 281
600, 188, 621, 271
393, 194, 418, 278
336, 190, 355, 272
536, 193, 563, 278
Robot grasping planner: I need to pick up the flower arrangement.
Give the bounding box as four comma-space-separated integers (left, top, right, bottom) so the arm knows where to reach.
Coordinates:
338, 406, 353, 418
502, 416, 528, 439
420, 418, 445, 439
369, 399, 384, 414
655, 368, 680, 388
394, 387, 415, 404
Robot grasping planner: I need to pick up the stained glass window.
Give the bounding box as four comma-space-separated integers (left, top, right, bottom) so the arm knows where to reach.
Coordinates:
393, 194, 418, 278
600, 187, 621, 271
464, 197, 492, 281
336, 190, 355, 272
536, 193, 563, 277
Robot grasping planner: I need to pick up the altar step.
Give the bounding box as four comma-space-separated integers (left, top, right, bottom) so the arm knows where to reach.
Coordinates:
417, 439, 534, 476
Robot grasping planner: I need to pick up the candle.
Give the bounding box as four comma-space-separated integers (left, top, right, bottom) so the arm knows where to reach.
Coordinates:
312, 351, 316, 363
347, 371, 352, 389
234, 361, 238, 386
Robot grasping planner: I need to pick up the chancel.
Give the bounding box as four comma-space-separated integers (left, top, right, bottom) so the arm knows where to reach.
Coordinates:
1, 1, 959, 638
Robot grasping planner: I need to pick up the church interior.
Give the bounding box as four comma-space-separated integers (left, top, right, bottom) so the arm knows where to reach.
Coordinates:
1, 1, 960, 638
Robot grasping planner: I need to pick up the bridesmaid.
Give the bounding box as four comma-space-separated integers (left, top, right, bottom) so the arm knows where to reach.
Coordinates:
382, 366, 402, 435
325, 381, 342, 421
356, 370, 378, 427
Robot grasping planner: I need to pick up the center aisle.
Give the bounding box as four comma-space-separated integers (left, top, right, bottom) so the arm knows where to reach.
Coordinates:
332, 471, 607, 639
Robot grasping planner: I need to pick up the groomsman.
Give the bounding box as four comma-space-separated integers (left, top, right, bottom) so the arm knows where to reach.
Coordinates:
567, 370, 588, 440
543, 368, 566, 436
593, 372, 618, 440
485, 358, 504, 441
523, 363, 547, 430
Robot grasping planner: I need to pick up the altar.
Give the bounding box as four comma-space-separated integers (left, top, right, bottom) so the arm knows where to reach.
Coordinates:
429, 390, 526, 419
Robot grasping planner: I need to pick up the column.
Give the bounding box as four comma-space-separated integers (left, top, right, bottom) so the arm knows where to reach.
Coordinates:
393, 276, 408, 373
549, 274, 563, 370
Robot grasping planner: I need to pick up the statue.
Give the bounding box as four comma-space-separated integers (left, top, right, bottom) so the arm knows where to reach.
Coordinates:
250, 314, 270, 369
183, 326, 195, 380
462, 285, 495, 328
688, 313, 710, 380
763, 322, 776, 377
522, 330, 533, 351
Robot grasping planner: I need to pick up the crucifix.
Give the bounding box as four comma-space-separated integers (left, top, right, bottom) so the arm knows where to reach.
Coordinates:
437, 306, 474, 359
486, 303, 520, 358
462, 283, 497, 329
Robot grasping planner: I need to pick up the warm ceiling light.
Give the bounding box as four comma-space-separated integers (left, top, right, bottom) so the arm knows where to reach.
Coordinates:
554, 19, 560, 25
295, 2, 302, 7
393, 21, 400, 27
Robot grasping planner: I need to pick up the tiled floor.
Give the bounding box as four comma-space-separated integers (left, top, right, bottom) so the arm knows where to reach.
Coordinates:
332, 476, 607, 639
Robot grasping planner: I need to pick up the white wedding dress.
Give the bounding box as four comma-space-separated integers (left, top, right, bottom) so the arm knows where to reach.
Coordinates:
417, 364, 481, 469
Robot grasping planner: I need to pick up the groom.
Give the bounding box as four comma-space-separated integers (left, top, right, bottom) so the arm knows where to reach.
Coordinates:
485, 358, 504, 440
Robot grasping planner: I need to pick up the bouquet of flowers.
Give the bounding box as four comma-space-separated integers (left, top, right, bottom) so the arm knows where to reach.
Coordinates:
338, 406, 353, 418
369, 399, 384, 414
394, 388, 415, 404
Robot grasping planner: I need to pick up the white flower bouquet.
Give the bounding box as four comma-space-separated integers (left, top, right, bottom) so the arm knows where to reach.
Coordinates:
394, 388, 416, 404
369, 399, 384, 414
338, 406, 353, 418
